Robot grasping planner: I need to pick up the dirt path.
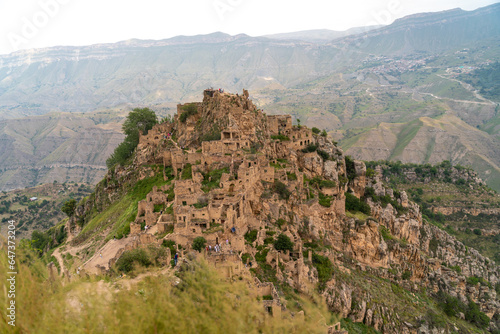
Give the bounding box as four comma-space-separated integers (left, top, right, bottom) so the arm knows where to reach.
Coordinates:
82, 237, 135, 275
436, 74, 496, 105
52, 248, 66, 277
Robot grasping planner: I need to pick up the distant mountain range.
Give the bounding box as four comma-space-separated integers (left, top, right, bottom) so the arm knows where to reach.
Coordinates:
262, 26, 383, 43
0, 3, 499, 191
334, 3, 500, 55
0, 4, 498, 118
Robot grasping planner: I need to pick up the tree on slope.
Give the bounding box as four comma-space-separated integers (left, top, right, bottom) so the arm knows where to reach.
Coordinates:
106, 108, 157, 168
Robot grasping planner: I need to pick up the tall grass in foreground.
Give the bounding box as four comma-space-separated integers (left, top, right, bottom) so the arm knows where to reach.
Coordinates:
0, 243, 331, 333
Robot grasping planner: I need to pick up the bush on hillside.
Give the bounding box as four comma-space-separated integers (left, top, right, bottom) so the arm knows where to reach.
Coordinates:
192, 237, 207, 252
274, 233, 294, 252
345, 193, 371, 215
116, 248, 153, 273
106, 108, 157, 168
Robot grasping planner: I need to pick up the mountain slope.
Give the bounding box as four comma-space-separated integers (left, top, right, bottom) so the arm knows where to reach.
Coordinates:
0, 110, 124, 190
343, 114, 500, 190
1, 4, 497, 118
0, 182, 92, 239
0, 33, 342, 118
334, 3, 500, 55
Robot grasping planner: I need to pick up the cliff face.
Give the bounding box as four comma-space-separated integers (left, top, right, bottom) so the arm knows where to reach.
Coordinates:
72, 90, 499, 333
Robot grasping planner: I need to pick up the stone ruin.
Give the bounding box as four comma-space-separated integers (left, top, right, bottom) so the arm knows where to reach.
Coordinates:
125, 88, 350, 326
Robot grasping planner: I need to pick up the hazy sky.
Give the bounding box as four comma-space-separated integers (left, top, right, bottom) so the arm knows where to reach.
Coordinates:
0, 0, 497, 55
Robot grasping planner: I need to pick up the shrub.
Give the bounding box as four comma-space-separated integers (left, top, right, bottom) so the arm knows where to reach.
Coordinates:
275, 218, 286, 229
61, 199, 77, 217
200, 124, 221, 142
312, 127, 320, 134
467, 276, 481, 286
116, 248, 153, 273
264, 237, 274, 245
309, 176, 336, 189
244, 229, 258, 243
201, 167, 229, 193
255, 248, 269, 263
192, 237, 207, 252
107, 108, 157, 168
312, 253, 333, 289
379, 226, 394, 241
273, 181, 291, 200
345, 155, 356, 181
193, 199, 208, 209
162, 240, 177, 256
345, 193, 371, 215
436, 291, 466, 318
320, 130, 327, 137
270, 134, 290, 141
165, 204, 174, 215
402, 270, 411, 280
181, 163, 192, 180
318, 192, 332, 207
153, 203, 165, 213
366, 168, 376, 178
429, 237, 439, 254
241, 253, 252, 264
301, 144, 318, 153
31, 230, 51, 255
473, 228, 482, 236
316, 149, 330, 160
179, 103, 198, 123
465, 299, 490, 329
274, 234, 294, 252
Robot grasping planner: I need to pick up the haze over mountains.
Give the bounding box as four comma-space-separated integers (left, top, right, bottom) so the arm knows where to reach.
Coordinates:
262, 26, 383, 43
0, 3, 499, 191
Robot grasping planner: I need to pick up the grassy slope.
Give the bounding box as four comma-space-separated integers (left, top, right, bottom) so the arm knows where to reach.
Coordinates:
0, 247, 334, 334
389, 119, 423, 160
74, 170, 171, 244
344, 114, 500, 192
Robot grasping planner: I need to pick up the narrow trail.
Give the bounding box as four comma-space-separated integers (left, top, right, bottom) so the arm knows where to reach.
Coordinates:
52, 248, 66, 277
408, 89, 494, 106
436, 74, 496, 105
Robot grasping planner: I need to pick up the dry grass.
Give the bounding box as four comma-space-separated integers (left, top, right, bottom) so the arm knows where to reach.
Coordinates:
0, 245, 331, 334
